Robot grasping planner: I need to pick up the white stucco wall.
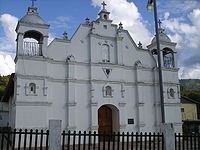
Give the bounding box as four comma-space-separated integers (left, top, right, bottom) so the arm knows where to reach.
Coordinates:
11, 6, 182, 133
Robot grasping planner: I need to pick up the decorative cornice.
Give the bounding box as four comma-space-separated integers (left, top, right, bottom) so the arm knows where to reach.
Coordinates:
16, 74, 179, 87
18, 22, 50, 29
15, 101, 52, 106
164, 103, 181, 106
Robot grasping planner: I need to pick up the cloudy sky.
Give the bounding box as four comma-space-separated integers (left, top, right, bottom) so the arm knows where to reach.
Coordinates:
0, 0, 200, 79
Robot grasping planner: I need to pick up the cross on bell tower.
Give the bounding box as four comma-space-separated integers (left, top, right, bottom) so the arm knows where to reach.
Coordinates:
158, 19, 162, 28
98, 1, 110, 20
101, 1, 107, 10
31, 0, 36, 7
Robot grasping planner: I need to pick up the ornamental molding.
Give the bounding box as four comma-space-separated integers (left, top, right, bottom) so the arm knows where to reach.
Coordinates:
15, 101, 52, 106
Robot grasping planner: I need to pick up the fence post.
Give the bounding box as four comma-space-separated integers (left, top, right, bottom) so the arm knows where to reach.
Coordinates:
49, 120, 62, 150
161, 123, 175, 150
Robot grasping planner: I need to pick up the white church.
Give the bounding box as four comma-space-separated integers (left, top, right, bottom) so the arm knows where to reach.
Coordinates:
2, 2, 182, 133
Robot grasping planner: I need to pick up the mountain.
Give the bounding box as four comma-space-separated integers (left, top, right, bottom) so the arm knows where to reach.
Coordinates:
179, 79, 200, 90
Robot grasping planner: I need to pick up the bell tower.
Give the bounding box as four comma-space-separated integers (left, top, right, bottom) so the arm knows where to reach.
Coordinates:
15, 2, 50, 58
147, 26, 177, 69
147, 25, 182, 130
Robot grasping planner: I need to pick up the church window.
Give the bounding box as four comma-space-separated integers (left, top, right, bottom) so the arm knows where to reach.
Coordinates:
102, 44, 110, 62
163, 48, 174, 68
29, 83, 36, 94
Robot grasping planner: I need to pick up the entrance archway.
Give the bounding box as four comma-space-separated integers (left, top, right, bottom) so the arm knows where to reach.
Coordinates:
98, 105, 119, 134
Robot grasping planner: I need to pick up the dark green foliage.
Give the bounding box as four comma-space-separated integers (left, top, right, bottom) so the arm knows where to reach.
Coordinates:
0, 75, 10, 100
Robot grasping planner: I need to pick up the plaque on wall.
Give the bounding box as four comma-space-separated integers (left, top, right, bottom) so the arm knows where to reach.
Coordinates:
128, 119, 134, 124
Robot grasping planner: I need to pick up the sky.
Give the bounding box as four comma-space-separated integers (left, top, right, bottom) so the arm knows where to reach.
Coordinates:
0, 0, 200, 79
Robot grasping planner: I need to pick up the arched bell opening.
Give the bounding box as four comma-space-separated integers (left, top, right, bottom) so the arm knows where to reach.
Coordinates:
151, 49, 158, 67
163, 48, 174, 68
23, 30, 43, 56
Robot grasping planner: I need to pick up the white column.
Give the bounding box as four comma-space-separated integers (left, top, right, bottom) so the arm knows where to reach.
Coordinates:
118, 103, 126, 132
116, 36, 123, 65
90, 104, 98, 132
17, 33, 24, 55
173, 52, 177, 68
42, 36, 48, 57
49, 120, 62, 150
161, 123, 175, 150
67, 62, 76, 131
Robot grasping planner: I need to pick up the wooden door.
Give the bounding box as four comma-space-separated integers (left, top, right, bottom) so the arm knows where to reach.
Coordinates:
98, 106, 112, 134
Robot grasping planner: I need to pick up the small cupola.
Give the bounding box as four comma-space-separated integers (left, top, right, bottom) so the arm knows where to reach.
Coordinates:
151, 28, 171, 44
98, 1, 110, 21
20, 6, 45, 25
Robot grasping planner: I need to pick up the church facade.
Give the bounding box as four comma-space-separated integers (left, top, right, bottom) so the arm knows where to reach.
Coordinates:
4, 3, 182, 133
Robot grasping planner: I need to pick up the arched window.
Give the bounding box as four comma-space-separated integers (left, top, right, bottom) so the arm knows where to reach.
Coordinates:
151, 49, 158, 67
163, 48, 174, 68
102, 44, 110, 62
29, 83, 36, 94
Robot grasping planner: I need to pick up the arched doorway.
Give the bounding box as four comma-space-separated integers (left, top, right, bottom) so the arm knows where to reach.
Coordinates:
98, 105, 119, 134
98, 105, 112, 134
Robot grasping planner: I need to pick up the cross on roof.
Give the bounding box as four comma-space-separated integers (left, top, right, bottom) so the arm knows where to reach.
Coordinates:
101, 1, 106, 10
138, 41, 142, 48
31, 0, 36, 7
158, 19, 162, 28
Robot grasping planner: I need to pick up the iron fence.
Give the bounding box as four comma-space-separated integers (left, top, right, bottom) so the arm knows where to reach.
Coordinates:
1, 129, 200, 150
0, 129, 49, 150
175, 133, 200, 150
62, 131, 164, 150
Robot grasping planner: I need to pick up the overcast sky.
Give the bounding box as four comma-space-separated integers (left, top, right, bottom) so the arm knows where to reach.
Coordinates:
0, 0, 200, 79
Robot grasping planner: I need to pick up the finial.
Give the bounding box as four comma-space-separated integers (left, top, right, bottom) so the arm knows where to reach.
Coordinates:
85, 18, 90, 25
101, 1, 107, 10
63, 32, 68, 40
158, 19, 162, 28
119, 22, 123, 29
138, 41, 142, 48
31, 0, 36, 7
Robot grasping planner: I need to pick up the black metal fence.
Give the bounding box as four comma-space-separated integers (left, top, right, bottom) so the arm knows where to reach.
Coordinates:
62, 131, 164, 150
0, 128, 49, 150
175, 133, 200, 150
1, 129, 200, 150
